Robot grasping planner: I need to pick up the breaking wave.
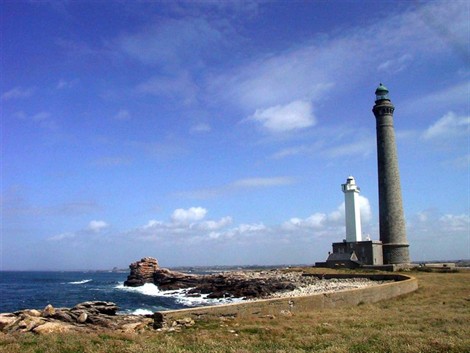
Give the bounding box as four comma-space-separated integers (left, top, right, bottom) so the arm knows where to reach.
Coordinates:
130, 308, 154, 315
114, 282, 244, 307
68, 279, 92, 285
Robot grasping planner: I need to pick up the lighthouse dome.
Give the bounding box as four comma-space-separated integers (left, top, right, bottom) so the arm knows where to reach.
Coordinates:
375, 83, 390, 101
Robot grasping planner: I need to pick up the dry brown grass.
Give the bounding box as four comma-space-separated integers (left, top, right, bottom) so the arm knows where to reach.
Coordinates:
1, 269, 469, 353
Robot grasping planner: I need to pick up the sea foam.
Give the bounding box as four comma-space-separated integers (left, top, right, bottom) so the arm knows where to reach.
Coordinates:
115, 282, 165, 296
115, 282, 244, 307
68, 279, 92, 285
131, 308, 154, 315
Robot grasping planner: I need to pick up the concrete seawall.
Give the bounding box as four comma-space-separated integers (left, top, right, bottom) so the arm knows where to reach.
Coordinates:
154, 273, 418, 328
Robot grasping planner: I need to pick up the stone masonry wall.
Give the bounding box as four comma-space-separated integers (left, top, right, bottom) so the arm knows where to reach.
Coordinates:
154, 273, 418, 328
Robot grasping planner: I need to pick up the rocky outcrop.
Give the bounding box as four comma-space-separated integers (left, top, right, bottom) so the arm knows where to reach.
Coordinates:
124, 257, 160, 287
152, 268, 202, 289
124, 258, 301, 299
0, 301, 153, 334
123, 258, 391, 301
185, 272, 297, 299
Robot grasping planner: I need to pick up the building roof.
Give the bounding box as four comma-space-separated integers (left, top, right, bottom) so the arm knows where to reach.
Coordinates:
326, 252, 359, 262
375, 83, 389, 94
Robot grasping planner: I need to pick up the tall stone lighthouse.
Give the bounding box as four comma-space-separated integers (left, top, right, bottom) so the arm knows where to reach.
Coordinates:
372, 84, 410, 264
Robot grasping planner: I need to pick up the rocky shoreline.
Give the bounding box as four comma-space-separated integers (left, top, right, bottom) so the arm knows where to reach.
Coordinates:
124, 257, 388, 300
0, 301, 154, 334
0, 258, 390, 334
125, 257, 300, 299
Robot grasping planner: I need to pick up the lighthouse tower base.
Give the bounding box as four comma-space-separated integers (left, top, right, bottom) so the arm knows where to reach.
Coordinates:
383, 243, 410, 264
315, 240, 415, 271
315, 240, 384, 269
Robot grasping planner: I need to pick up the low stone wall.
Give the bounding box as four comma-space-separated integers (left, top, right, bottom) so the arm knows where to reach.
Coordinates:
154, 273, 418, 328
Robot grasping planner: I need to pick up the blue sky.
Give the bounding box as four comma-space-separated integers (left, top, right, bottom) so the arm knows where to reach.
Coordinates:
1, 0, 469, 270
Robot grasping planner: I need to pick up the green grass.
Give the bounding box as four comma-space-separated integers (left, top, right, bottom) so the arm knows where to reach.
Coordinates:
1, 269, 469, 353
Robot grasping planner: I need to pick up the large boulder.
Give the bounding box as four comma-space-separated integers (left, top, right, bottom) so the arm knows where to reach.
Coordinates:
72, 301, 119, 316
124, 257, 160, 287
32, 321, 75, 334
0, 314, 17, 330
152, 268, 200, 290
42, 304, 56, 317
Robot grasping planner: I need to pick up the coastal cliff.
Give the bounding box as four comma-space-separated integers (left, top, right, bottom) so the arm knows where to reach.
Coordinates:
124, 257, 299, 299
124, 257, 161, 286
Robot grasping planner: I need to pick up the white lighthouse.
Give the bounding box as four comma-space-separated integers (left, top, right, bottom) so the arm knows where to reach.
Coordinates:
342, 176, 362, 242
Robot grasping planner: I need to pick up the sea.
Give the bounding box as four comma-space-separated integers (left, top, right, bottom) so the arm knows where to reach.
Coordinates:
0, 270, 243, 315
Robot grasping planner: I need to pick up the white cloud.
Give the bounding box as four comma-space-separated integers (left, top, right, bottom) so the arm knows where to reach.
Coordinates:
416, 211, 428, 223
114, 109, 131, 121
377, 54, 413, 73
212, 51, 335, 112
14, 111, 58, 130
387, 209, 470, 261
219, 223, 269, 240
282, 212, 328, 231
233, 177, 295, 188
248, 100, 316, 133
136, 72, 198, 104
196, 217, 233, 231
47, 220, 110, 241
439, 214, 470, 232
444, 154, 470, 170
207, 38, 342, 111
128, 206, 269, 242
409, 209, 470, 234
190, 123, 211, 134
182, 0, 261, 16
270, 128, 375, 161
130, 208, 235, 242
237, 223, 267, 234
116, 18, 225, 68
171, 207, 207, 224
56, 79, 68, 89
142, 220, 164, 229
56, 38, 103, 58
404, 82, 469, 115
422, 112, 470, 140
177, 176, 296, 199
330, 196, 372, 225
47, 232, 75, 242
304, 213, 328, 228
56, 79, 78, 90
271, 145, 312, 159
324, 136, 375, 159
358, 196, 372, 223
408, 210, 470, 260
204, 222, 268, 241
87, 220, 109, 232
282, 195, 372, 231
31, 112, 50, 122
209, 1, 467, 118
1, 87, 34, 100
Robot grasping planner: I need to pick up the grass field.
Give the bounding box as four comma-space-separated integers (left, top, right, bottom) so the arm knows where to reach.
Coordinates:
1, 268, 469, 353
